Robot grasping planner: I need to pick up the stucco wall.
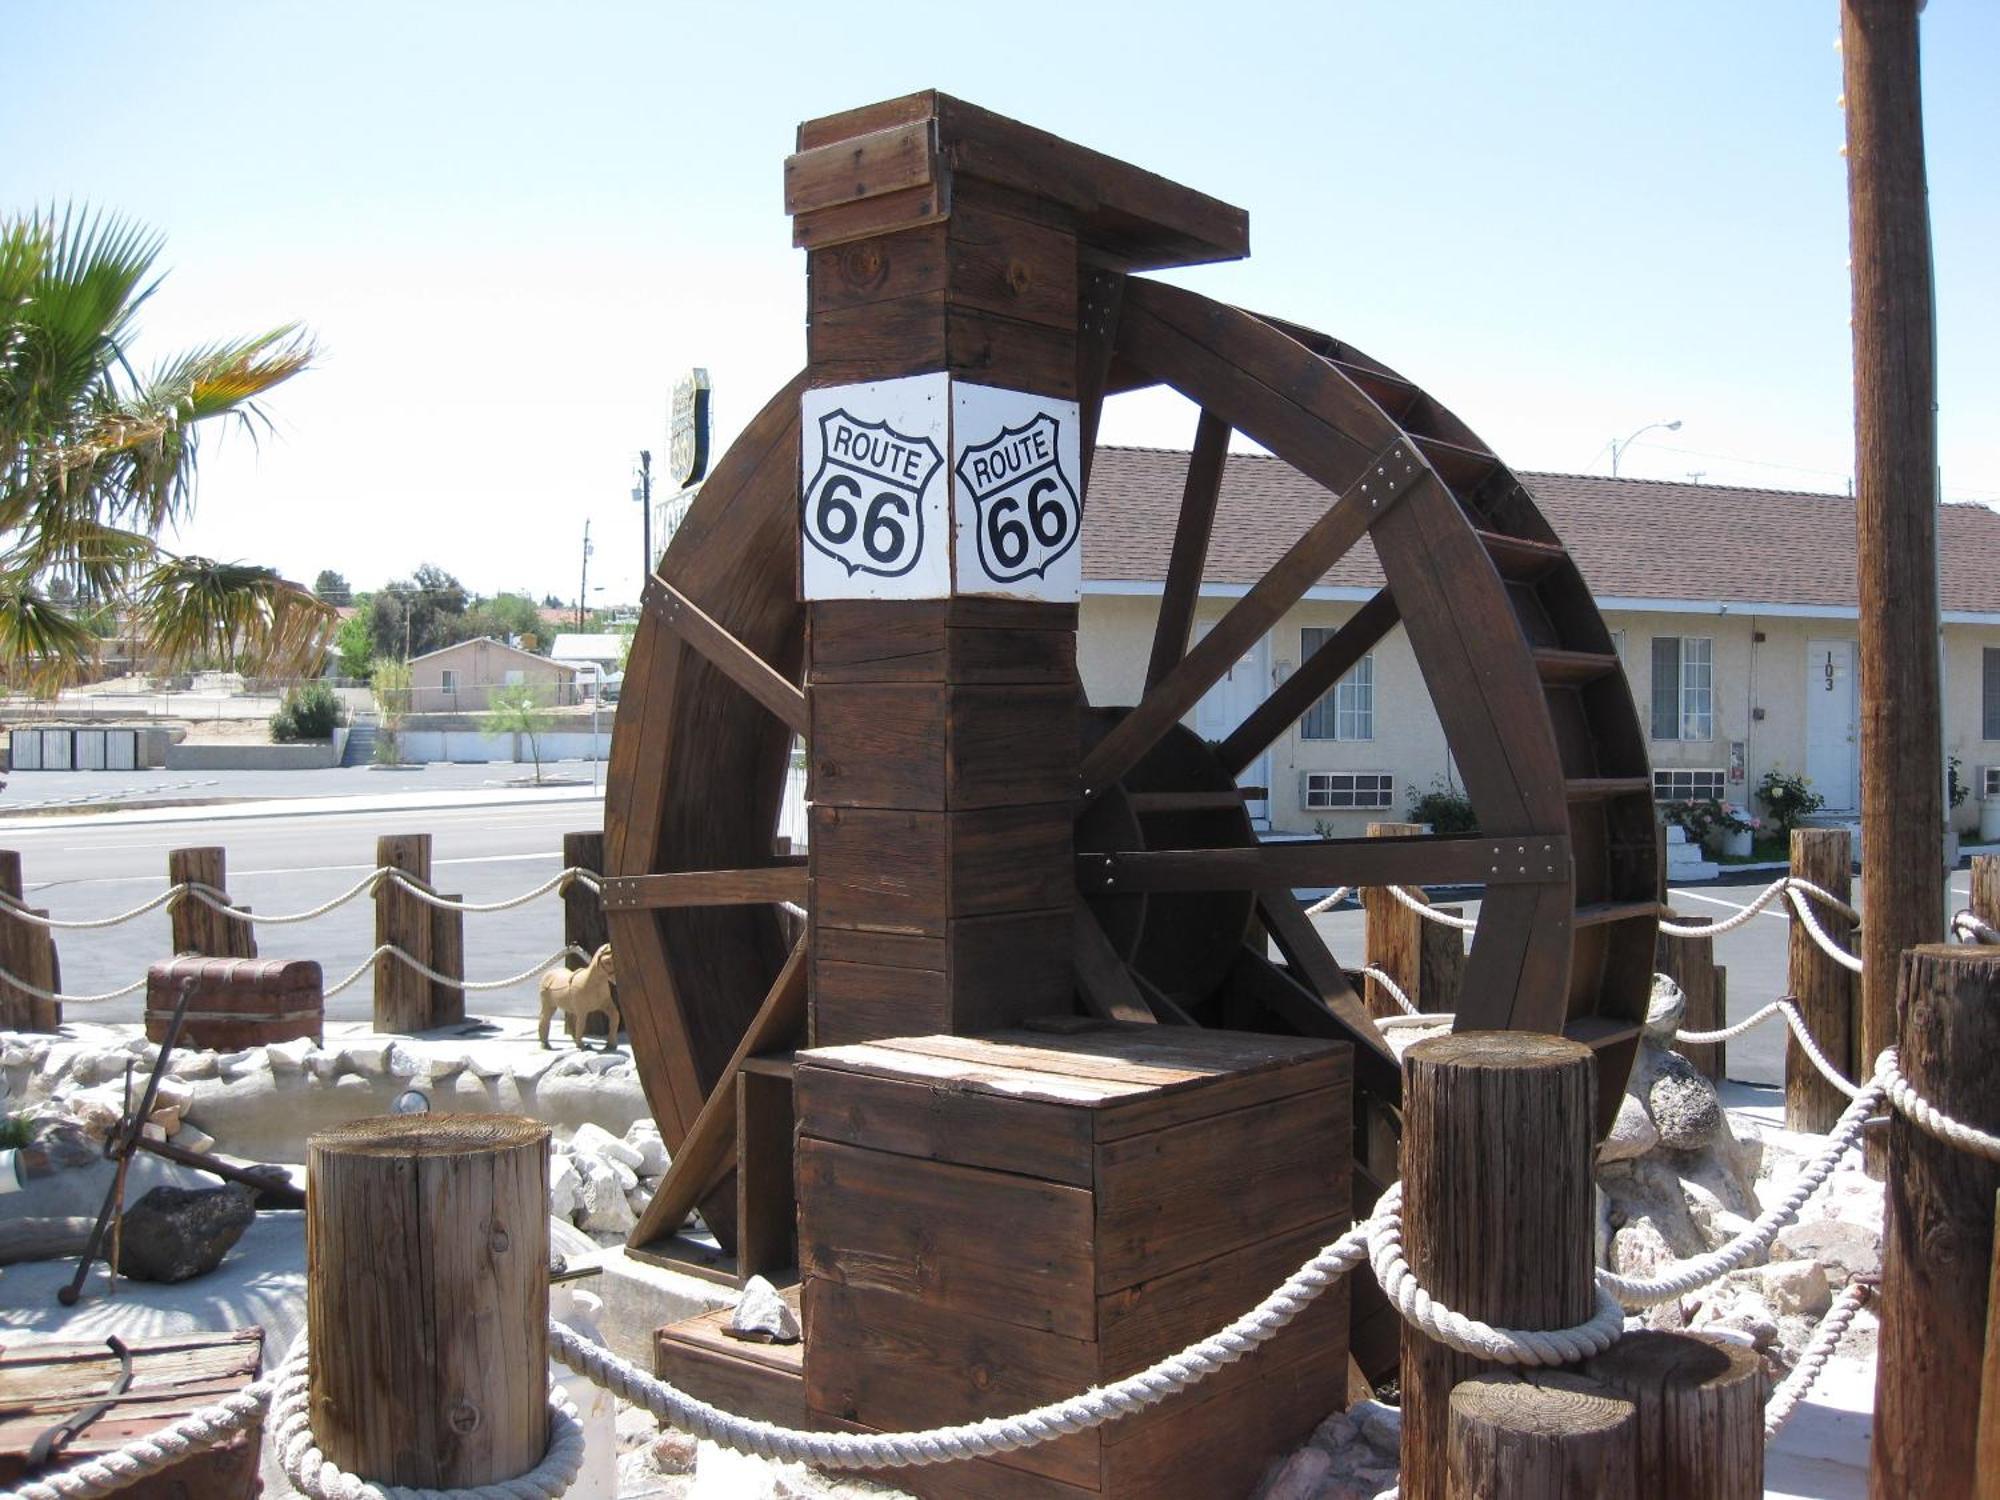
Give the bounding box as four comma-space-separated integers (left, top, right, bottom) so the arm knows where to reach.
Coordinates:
1080, 593, 2000, 835
407, 640, 574, 712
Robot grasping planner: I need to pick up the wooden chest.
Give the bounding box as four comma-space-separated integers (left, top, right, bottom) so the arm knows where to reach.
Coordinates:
795, 1023, 1352, 1499
146, 956, 324, 1050
0, 1328, 265, 1498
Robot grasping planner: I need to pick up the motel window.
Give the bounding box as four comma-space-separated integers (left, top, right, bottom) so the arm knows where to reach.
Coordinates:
441, 668, 459, 695
505, 669, 526, 687
1299, 633, 1374, 741
1301, 771, 1394, 811
1983, 648, 2000, 740
1650, 636, 1713, 741
1653, 768, 1728, 803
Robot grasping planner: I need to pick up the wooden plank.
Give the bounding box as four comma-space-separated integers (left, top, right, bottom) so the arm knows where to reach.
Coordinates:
736, 1068, 797, 1281
654, 1302, 806, 1429
648, 577, 807, 734
794, 183, 950, 254
947, 906, 1073, 1034
946, 198, 1078, 332
600, 866, 807, 911
628, 941, 807, 1251
797, 1137, 1096, 1338
1073, 904, 1158, 1025
1533, 647, 1621, 686
809, 683, 947, 809
1143, 411, 1229, 693
1216, 588, 1399, 775
944, 685, 1078, 809
784, 120, 936, 217
810, 806, 947, 936
809, 223, 948, 315
1077, 833, 1568, 893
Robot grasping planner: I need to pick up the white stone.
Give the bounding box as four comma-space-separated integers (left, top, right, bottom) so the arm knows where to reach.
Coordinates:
1258, 1448, 1332, 1500
729, 1276, 800, 1343
626, 1184, 654, 1216
168, 1050, 220, 1080
1760, 1259, 1832, 1318
384, 1042, 424, 1080
342, 1041, 393, 1077
1600, 1092, 1660, 1163
573, 1121, 644, 1171
265, 1039, 315, 1075
624, 1121, 669, 1176
175, 1125, 217, 1155
1610, 1218, 1676, 1281
579, 1175, 637, 1235
549, 1153, 583, 1220
1644, 973, 1687, 1042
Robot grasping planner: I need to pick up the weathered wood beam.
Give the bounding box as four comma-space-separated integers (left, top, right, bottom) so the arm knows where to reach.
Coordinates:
1144, 411, 1230, 693
646, 577, 808, 735
1217, 587, 1399, 775
600, 865, 808, 912
1255, 888, 1399, 1103
1073, 905, 1157, 1025
1077, 834, 1568, 895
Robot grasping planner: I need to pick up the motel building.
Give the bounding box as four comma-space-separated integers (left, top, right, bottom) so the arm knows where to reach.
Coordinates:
1077, 449, 2000, 840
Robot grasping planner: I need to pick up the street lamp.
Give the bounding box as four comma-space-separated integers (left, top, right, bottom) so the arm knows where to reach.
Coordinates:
1610, 419, 1682, 477
633, 450, 653, 581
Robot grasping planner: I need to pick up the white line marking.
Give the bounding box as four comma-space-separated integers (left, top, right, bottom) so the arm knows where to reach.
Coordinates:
1669, 886, 1793, 921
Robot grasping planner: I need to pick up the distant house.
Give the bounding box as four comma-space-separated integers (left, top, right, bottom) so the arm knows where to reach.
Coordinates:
1078, 450, 2000, 835
406, 637, 578, 712
549, 633, 627, 698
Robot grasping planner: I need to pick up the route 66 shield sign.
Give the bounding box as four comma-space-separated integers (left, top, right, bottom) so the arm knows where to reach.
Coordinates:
951, 384, 1083, 600
800, 375, 950, 599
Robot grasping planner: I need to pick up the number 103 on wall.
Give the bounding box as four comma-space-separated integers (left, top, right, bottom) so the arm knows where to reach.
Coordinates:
800, 374, 1082, 602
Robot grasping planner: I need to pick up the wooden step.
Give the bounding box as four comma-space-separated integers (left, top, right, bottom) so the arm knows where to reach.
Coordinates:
1327, 358, 1422, 422
653, 1289, 806, 1429
1533, 648, 1622, 686
1572, 900, 1662, 930
1412, 433, 1501, 492
1476, 529, 1569, 582
1563, 1016, 1643, 1051
1564, 776, 1654, 803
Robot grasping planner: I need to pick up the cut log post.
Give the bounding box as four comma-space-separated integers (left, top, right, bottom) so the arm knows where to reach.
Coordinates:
1446, 1371, 1636, 1499
167, 846, 257, 959
1363, 821, 1423, 1018
562, 830, 609, 1040
1787, 828, 1858, 1132
1422, 905, 1467, 1017
1400, 1032, 1596, 1500
431, 893, 465, 1026
307, 1114, 550, 1488
373, 833, 435, 1033
1656, 914, 1722, 1082
1978, 1190, 2000, 1500
1873, 945, 2000, 1498
0, 850, 60, 1032
1586, 1329, 1765, 1499
1972, 854, 2000, 932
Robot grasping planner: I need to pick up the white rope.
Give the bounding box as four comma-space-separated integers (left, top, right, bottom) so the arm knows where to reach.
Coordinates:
1366, 1184, 1629, 1364
0, 887, 187, 931
1359, 965, 1421, 1016
1382, 883, 1478, 931
1657, 875, 1859, 939
1785, 884, 1864, 973
1764, 1280, 1872, 1438
0, 1380, 272, 1500
375, 868, 598, 914
778, 901, 807, 920
1599, 1079, 1882, 1307
1952, 909, 2000, 945
269, 1338, 585, 1500
0, 969, 148, 1006
1677, 997, 1864, 1100
1304, 885, 1355, 916
183, 874, 377, 926
1878, 1046, 2000, 1160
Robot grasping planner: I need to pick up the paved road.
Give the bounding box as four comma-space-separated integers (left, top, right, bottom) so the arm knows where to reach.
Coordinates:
0, 760, 606, 814
8, 796, 606, 1025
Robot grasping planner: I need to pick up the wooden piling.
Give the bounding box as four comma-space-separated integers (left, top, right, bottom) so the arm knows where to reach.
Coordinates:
1400, 1033, 1596, 1500
308, 1114, 549, 1487
431, 894, 465, 1026
561, 831, 607, 969
1872, 945, 2000, 1498
1978, 1191, 2000, 1500
1787, 828, 1857, 1132
167, 846, 257, 959
1363, 821, 1423, 1019
1656, 914, 1722, 1082
0, 851, 60, 1032
1447, 1371, 1636, 1498
373, 834, 435, 1033
1971, 854, 2000, 931
1586, 1330, 1765, 1499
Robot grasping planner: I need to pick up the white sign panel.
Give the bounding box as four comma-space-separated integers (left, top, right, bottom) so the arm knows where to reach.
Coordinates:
951, 382, 1083, 601
800, 374, 951, 599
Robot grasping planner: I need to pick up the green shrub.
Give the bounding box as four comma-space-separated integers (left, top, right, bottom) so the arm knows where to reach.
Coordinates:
1756, 768, 1825, 837
270, 681, 347, 742
1406, 776, 1477, 834
0, 1112, 31, 1150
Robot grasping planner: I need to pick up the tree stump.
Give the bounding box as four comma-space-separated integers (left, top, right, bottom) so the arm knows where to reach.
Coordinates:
1787, 828, 1856, 1131
1447, 1371, 1636, 1498
373, 834, 435, 1033
1873, 945, 2000, 1498
1586, 1330, 1764, 1498
308, 1114, 549, 1487
1400, 1032, 1596, 1500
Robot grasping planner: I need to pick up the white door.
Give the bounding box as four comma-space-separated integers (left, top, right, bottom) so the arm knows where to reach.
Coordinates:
1191, 626, 1271, 826
1805, 638, 1859, 813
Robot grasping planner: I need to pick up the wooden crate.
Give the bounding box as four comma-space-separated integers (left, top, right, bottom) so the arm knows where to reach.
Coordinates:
794, 1023, 1352, 1499
145, 956, 323, 1050
0, 1329, 264, 1497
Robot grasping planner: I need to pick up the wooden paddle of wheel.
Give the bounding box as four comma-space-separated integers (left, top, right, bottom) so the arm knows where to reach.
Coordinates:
602, 95, 1659, 1296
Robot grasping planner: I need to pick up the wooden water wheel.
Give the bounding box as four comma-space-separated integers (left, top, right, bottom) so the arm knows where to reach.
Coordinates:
601, 95, 1658, 1284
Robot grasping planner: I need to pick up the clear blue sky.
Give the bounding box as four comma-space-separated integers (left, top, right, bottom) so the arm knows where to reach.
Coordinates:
5, 1, 1994, 605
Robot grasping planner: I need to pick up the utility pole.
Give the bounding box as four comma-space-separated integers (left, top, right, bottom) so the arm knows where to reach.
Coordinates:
635, 450, 654, 581
1842, 0, 1942, 1123
577, 519, 592, 632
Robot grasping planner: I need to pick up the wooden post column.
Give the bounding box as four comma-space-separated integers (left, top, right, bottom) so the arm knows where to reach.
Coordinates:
788, 92, 1247, 1046
1787, 828, 1858, 1131
373, 833, 435, 1033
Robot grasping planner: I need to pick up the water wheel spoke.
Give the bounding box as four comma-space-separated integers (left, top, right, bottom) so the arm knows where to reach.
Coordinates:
1254, 889, 1398, 1100
645, 576, 807, 735
601, 865, 807, 910
1215, 586, 1400, 776
1073, 905, 1159, 1025
628, 939, 807, 1249
1077, 833, 1567, 894
1143, 409, 1230, 693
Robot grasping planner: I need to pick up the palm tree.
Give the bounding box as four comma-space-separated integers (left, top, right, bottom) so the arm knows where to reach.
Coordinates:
0, 205, 331, 692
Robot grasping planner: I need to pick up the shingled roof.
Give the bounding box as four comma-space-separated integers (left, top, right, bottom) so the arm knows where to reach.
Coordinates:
1081, 448, 2000, 617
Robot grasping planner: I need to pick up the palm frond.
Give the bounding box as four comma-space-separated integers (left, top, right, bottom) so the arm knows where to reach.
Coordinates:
0, 580, 102, 694
133, 554, 336, 679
